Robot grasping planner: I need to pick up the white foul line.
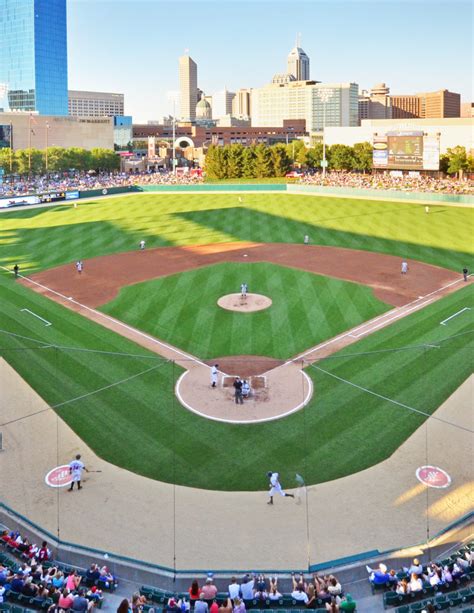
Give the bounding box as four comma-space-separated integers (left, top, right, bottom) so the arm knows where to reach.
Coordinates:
440, 307, 472, 326
20, 308, 52, 327
349, 299, 434, 338
0, 266, 205, 368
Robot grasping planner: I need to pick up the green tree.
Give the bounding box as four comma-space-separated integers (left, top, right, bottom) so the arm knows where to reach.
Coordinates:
439, 154, 449, 174
45, 147, 70, 172
226, 144, 244, 178
328, 144, 355, 171
0, 148, 17, 174
286, 139, 305, 164
241, 146, 257, 178
15, 149, 43, 174
271, 144, 291, 176
203, 145, 228, 179
352, 142, 373, 172
305, 143, 324, 169
254, 144, 274, 178
446, 146, 469, 176
90, 148, 118, 171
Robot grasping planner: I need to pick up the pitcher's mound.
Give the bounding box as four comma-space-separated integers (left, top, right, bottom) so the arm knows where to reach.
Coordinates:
217, 293, 272, 312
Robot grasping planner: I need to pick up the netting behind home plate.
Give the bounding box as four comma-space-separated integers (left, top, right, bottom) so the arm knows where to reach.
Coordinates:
0, 330, 472, 572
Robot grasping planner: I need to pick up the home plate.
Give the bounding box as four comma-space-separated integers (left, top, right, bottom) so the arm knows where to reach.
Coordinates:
68, 296, 73, 300
243, 254, 248, 257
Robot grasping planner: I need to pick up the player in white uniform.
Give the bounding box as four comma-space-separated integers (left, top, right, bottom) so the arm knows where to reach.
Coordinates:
139, 240, 146, 250
68, 454, 88, 491
401, 260, 408, 274
267, 471, 294, 505
75, 260, 83, 274
211, 364, 219, 388
241, 283, 248, 299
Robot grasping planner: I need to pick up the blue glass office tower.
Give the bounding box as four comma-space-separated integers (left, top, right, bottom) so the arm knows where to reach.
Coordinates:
0, 0, 68, 115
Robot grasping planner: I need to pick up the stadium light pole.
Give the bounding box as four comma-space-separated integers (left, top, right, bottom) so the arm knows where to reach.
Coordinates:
317, 89, 332, 178
172, 99, 176, 175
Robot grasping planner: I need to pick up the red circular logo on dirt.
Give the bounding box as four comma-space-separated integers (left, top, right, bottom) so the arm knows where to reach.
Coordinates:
45, 465, 72, 488
416, 465, 451, 489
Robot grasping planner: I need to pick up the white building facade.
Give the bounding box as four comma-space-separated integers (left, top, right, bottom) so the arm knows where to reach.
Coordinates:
251, 81, 359, 134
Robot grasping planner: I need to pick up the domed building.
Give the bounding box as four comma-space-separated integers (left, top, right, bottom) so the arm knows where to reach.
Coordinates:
196, 96, 212, 121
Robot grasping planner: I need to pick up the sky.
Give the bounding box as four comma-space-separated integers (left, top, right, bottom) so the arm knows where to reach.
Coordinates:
67, 0, 473, 123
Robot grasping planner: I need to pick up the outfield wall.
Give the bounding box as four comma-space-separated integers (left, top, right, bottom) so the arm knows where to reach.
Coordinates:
287, 184, 474, 205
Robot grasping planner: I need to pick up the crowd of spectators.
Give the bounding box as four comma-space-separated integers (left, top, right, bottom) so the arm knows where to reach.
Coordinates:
0, 529, 116, 612
1, 169, 473, 199
0, 171, 203, 198
299, 171, 474, 195
367, 551, 474, 595
134, 573, 356, 613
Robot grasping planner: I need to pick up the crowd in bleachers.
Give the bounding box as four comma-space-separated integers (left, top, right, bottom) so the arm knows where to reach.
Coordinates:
1, 169, 473, 199
138, 572, 355, 613
366, 544, 474, 610
0, 530, 117, 612
298, 172, 474, 195
0, 171, 203, 198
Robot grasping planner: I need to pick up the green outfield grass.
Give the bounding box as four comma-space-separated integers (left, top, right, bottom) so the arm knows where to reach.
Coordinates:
99, 262, 390, 359
0, 193, 472, 274
1, 271, 472, 490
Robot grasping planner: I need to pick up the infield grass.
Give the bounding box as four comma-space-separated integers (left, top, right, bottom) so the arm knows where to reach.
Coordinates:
100, 262, 390, 359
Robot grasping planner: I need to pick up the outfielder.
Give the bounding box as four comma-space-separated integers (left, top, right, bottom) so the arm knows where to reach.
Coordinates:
267, 471, 294, 505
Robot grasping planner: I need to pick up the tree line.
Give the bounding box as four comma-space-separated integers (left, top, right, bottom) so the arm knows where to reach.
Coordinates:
0, 147, 120, 175
204, 142, 473, 179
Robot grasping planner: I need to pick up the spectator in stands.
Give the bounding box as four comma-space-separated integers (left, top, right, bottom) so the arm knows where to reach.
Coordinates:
86, 563, 101, 584
396, 577, 410, 595
253, 575, 268, 601
52, 570, 65, 589
10, 570, 25, 592
240, 575, 254, 600
228, 577, 240, 600
404, 558, 423, 575
117, 598, 132, 613
99, 566, 115, 589
291, 578, 309, 605
194, 593, 209, 613
442, 565, 453, 584
0, 564, 7, 586
38, 541, 51, 564
366, 563, 391, 586
306, 583, 317, 608
0, 585, 5, 604
232, 597, 245, 613
177, 596, 190, 612
66, 569, 82, 591
209, 600, 219, 613
218, 598, 232, 613
44, 567, 57, 585
313, 576, 330, 603
451, 561, 465, 579
409, 573, 423, 593
338, 594, 356, 612
268, 577, 282, 602
72, 588, 92, 612
87, 585, 103, 606
189, 579, 202, 601
456, 555, 470, 570
427, 564, 443, 586
327, 576, 342, 597
201, 577, 218, 600
165, 596, 180, 612
131, 591, 147, 612
325, 597, 339, 613
22, 576, 39, 597
58, 587, 75, 609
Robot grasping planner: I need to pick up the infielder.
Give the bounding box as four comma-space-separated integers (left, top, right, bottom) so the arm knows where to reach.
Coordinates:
304, 235, 309, 245
75, 260, 83, 274
267, 471, 294, 505
211, 364, 219, 388
68, 454, 88, 491
401, 260, 408, 274
139, 240, 146, 250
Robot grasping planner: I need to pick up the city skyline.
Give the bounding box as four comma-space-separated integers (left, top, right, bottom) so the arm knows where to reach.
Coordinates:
67, 0, 472, 122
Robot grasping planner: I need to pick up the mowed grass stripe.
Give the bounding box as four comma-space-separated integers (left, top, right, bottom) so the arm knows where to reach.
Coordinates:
99, 263, 391, 360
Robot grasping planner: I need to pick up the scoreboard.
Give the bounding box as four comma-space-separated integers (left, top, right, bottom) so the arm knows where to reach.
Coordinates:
373, 131, 440, 171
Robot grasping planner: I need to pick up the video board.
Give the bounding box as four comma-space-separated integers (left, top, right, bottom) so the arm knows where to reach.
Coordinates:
373, 131, 440, 170
0, 124, 12, 149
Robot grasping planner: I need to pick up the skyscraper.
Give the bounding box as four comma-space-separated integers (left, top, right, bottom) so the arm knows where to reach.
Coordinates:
0, 0, 68, 115
179, 55, 198, 122
287, 38, 310, 81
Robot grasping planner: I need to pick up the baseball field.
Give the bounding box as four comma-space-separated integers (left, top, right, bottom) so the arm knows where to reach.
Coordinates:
1, 192, 473, 493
